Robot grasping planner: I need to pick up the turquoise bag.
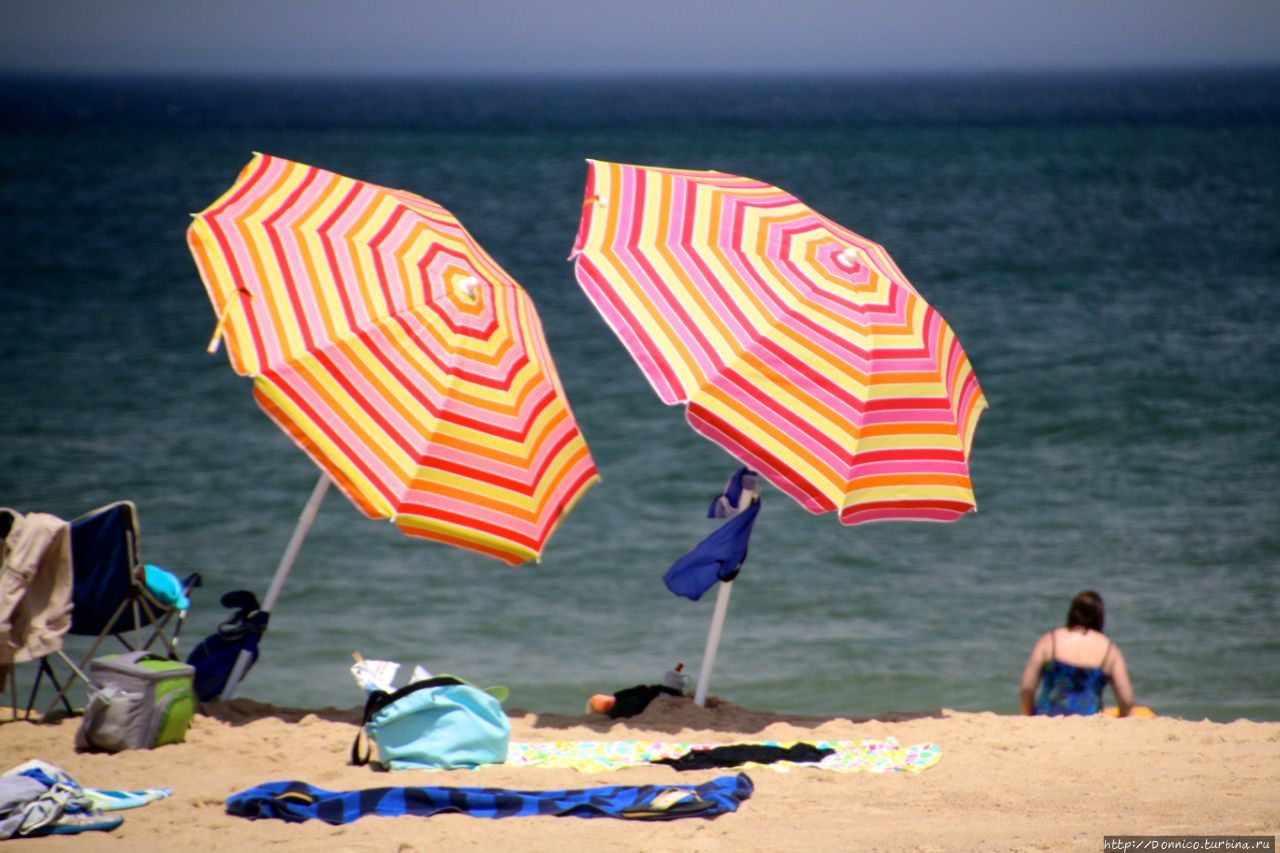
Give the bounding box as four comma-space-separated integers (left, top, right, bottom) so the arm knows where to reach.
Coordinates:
352, 676, 510, 770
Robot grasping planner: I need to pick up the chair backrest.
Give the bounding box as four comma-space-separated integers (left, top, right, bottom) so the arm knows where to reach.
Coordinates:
69, 501, 147, 636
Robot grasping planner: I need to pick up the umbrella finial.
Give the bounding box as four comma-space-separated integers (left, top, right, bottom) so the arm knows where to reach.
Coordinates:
837, 248, 861, 270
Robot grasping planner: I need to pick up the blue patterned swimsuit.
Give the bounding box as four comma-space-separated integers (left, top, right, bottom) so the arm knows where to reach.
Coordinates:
1033, 631, 1111, 716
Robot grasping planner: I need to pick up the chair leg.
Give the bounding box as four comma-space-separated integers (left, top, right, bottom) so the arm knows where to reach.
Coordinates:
132, 599, 143, 650
38, 652, 89, 720
84, 599, 133, 661
23, 660, 49, 720
136, 598, 170, 654
133, 594, 186, 660
22, 660, 49, 719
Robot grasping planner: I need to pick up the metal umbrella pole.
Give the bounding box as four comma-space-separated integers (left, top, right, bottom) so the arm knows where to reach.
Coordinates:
220, 474, 330, 700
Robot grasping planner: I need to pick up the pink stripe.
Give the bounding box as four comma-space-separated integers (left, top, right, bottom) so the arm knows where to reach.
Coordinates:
861, 409, 955, 425
322, 184, 382, 328
743, 337, 873, 425
575, 258, 683, 404
710, 370, 856, 471
228, 157, 296, 368
847, 460, 970, 477
273, 168, 339, 350
842, 507, 969, 524
401, 491, 538, 539
665, 176, 759, 377
260, 371, 403, 504
686, 409, 835, 514
312, 336, 438, 454
366, 203, 420, 313
403, 451, 597, 541
616, 170, 725, 389
660, 175, 729, 380
599, 168, 694, 400
273, 347, 420, 466
410, 421, 577, 487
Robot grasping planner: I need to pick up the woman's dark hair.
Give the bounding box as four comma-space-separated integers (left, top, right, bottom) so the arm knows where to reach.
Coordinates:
1066, 590, 1105, 632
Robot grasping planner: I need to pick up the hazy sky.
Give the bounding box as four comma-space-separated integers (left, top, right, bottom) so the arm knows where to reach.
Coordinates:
3, 0, 1279, 76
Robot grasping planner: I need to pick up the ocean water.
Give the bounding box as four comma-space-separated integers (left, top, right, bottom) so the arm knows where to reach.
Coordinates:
2, 71, 1278, 721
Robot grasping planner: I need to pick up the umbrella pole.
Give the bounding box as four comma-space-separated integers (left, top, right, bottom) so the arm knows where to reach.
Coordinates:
693, 579, 734, 707
220, 474, 331, 701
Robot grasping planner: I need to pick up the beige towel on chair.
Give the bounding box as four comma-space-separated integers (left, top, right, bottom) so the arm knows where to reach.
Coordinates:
0, 510, 74, 668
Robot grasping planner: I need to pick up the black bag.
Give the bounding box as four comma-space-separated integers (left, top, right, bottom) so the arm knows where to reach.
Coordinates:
185, 590, 268, 701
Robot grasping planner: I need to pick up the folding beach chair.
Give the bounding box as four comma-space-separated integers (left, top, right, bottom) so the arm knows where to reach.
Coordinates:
26, 501, 201, 718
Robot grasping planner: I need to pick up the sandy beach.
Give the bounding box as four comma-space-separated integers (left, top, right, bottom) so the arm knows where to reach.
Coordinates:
2, 696, 1276, 851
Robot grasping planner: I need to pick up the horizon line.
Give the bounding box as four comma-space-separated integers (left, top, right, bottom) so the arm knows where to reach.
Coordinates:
2, 62, 1279, 84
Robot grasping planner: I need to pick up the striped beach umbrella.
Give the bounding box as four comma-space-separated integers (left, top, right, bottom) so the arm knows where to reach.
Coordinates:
570, 160, 986, 704
571, 159, 985, 525
188, 154, 599, 694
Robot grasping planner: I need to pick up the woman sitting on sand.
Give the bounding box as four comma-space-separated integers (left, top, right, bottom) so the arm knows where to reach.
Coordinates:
1020, 590, 1134, 717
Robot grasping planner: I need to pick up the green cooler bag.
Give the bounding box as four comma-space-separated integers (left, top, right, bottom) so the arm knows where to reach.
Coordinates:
75, 651, 196, 751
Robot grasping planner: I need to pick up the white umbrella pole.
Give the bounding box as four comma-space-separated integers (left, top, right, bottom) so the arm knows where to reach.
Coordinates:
693, 579, 734, 707
220, 474, 331, 701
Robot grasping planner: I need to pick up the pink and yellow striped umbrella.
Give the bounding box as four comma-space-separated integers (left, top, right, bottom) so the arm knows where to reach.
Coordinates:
189, 154, 598, 564
571, 160, 985, 524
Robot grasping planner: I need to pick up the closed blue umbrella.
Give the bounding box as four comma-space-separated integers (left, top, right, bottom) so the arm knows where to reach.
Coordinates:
663, 469, 760, 706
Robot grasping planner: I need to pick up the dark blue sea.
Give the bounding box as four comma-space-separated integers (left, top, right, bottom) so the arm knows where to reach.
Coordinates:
2, 70, 1277, 720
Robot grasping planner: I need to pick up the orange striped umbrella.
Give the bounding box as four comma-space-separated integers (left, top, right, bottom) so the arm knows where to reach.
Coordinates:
571, 160, 985, 525
189, 154, 598, 565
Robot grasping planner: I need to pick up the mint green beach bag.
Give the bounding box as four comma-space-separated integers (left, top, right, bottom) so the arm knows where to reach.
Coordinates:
351, 676, 510, 771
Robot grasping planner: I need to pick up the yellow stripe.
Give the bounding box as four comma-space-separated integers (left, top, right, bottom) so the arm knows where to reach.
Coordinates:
842, 483, 976, 503
253, 376, 397, 517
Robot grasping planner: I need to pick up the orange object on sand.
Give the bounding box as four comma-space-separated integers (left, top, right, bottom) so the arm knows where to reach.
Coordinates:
1103, 706, 1156, 718
587, 694, 616, 714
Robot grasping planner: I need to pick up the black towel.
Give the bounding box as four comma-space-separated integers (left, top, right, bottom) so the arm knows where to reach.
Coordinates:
653, 742, 834, 771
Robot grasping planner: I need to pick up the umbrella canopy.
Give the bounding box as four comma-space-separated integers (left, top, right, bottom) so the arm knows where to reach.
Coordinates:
189, 153, 599, 564
571, 160, 985, 524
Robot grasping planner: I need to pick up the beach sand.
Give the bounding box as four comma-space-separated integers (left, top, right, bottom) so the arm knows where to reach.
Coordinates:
2, 696, 1276, 851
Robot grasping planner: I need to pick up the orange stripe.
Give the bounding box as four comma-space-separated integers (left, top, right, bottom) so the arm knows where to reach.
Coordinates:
254, 386, 385, 518
860, 422, 964, 438
405, 480, 535, 525
376, 312, 546, 426
413, 423, 591, 507
345, 184, 395, 312
236, 161, 304, 362
770, 322, 873, 386
292, 170, 348, 345
187, 228, 250, 365
651, 174, 739, 376
331, 331, 449, 453
273, 355, 407, 484
868, 370, 947, 386
398, 523, 526, 565
847, 473, 973, 490
422, 407, 571, 471
700, 381, 837, 480
596, 163, 693, 391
